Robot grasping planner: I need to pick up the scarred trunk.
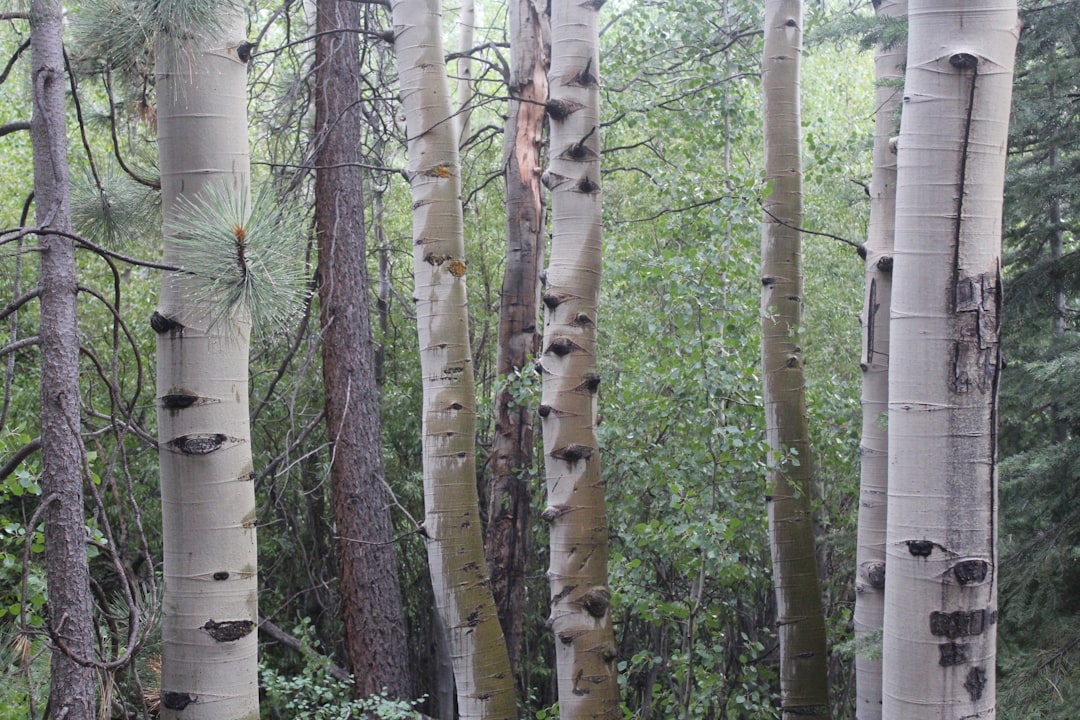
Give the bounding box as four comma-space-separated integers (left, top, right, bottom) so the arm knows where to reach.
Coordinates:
485, 0, 548, 680
540, 0, 619, 716
854, 2, 905, 718
314, 0, 410, 696
390, 0, 517, 716
154, 13, 260, 718
882, 2, 1017, 718
759, 1, 830, 717
32, 0, 97, 715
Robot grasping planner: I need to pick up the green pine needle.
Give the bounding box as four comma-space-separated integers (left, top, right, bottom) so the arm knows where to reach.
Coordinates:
169, 181, 309, 338
70, 0, 244, 76
71, 165, 160, 250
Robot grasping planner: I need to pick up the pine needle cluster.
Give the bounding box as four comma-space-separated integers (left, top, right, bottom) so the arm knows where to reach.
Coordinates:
69, 0, 244, 77
169, 182, 308, 338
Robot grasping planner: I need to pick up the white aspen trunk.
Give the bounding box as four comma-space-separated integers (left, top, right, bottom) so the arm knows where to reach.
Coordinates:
31, 0, 97, 716
390, 1, 517, 717
154, 14, 260, 719
760, 1, 830, 717
541, 0, 619, 717
854, 2, 905, 718
882, 2, 1018, 718
456, 0, 476, 148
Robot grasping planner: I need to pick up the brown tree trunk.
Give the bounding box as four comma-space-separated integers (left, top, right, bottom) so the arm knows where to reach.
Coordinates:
485, 0, 549, 680
314, 0, 410, 697
31, 0, 97, 715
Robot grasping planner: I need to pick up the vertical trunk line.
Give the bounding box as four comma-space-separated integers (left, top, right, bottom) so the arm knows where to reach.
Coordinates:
950, 61, 979, 311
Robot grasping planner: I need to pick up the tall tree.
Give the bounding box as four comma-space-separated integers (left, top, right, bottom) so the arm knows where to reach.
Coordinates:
854, 2, 905, 718
485, 0, 548, 679
390, 0, 517, 716
31, 0, 97, 715
759, 1, 830, 717
882, 2, 1018, 718
540, 0, 619, 716
314, 0, 410, 696
153, 8, 260, 717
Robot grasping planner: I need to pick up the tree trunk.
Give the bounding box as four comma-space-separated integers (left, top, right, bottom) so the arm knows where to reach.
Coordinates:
154, 13, 260, 718
485, 0, 548, 680
540, 0, 619, 716
759, 1, 830, 717
31, 0, 97, 716
456, 0, 475, 148
854, 2, 905, 718
390, 1, 517, 716
314, 0, 410, 697
882, 2, 1018, 718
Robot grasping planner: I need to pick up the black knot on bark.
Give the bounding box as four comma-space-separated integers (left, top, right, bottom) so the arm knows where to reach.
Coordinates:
584, 372, 601, 392
546, 98, 577, 121
202, 619, 255, 642
949, 53, 979, 69
161, 692, 197, 710
236, 41, 256, 63
877, 255, 894, 273
953, 559, 990, 585
547, 337, 583, 356
169, 433, 227, 456
213, 571, 230, 581
552, 443, 594, 464
543, 292, 565, 309
857, 244, 868, 260
761, 276, 776, 287
907, 540, 935, 557
150, 311, 182, 334
161, 394, 197, 409
577, 176, 600, 194
866, 561, 885, 589
538, 404, 552, 418
582, 587, 610, 618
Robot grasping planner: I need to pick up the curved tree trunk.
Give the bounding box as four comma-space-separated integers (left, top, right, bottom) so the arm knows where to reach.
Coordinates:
540, 0, 619, 716
31, 0, 97, 716
882, 2, 1017, 718
314, 0, 410, 696
154, 13, 260, 718
390, 1, 517, 716
854, 2, 905, 718
485, 0, 548, 680
759, 1, 830, 717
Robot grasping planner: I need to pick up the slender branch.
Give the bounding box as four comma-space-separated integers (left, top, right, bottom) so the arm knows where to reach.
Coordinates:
258, 620, 352, 682
0, 121, 30, 138
0, 436, 41, 480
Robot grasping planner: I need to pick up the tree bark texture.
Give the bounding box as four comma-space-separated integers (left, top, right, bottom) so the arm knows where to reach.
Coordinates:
31, 0, 98, 716
883, 2, 1017, 718
154, 14, 260, 719
541, 0, 619, 717
314, 0, 410, 697
456, 0, 475, 148
485, 0, 549, 680
759, 1, 830, 717
390, 0, 517, 716
854, 2, 905, 718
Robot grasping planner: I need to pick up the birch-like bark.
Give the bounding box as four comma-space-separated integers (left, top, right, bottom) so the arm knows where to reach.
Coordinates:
541, 0, 619, 716
456, 0, 475, 148
154, 13, 260, 719
314, 0, 410, 696
854, 2, 905, 718
31, 0, 97, 715
390, 1, 517, 716
883, 2, 1017, 718
485, 0, 548, 679
759, 1, 830, 717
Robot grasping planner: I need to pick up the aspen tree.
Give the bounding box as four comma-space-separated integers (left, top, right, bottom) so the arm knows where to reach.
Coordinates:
153, 9, 260, 717
854, 2, 905, 718
882, 1, 1018, 718
760, 0, 830, 717
486, 0, 549, 677
390, 0, 517, 716
540, 0, 619, 716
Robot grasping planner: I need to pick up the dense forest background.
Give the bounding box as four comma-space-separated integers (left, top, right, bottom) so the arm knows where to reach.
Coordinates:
0, 0, 1075, 718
